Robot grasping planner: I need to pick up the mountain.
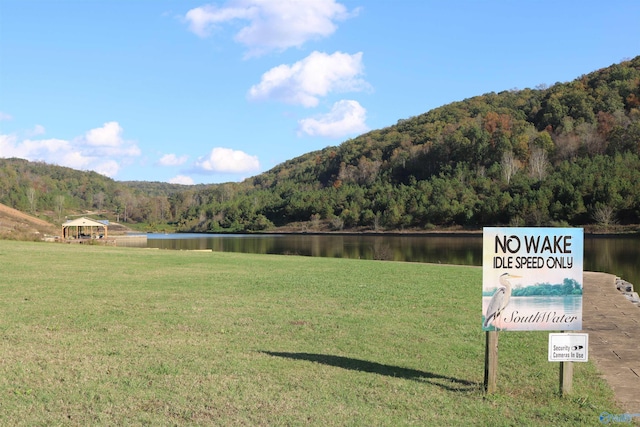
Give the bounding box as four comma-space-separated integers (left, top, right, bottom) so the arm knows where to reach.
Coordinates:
0, 158, 212, 230
1, 56, 639, 234
179, 56, 640, 232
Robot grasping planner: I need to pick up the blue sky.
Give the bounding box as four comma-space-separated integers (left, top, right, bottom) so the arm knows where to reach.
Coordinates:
1, 0, 639, 185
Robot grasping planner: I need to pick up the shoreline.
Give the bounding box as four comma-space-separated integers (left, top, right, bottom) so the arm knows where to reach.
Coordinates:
154, 226, 640, 238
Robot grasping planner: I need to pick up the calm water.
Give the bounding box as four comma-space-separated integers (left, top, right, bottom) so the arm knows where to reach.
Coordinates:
146, 233, 640, 288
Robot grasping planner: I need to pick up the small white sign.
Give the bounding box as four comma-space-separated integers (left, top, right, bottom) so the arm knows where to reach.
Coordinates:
548, 333, 588, 362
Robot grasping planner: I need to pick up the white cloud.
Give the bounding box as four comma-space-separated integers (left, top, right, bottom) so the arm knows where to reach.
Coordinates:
6, 137, 89, 167
76, 122, 141, 159
185, 0, 357, 56
248, 51, 369, 107
85, 121, 123, 147
185, 3, 252, 38
194, 147, 260, 173
94, 160, 121, 177
0, 121, 141, 178
0, 111, 13, 121
27, 124, 46, 136
298, 99, 369, 138
158, 153, 189, 166
56, 149, 95, 170
169, 175, 195, 185
0, 134, 21, 156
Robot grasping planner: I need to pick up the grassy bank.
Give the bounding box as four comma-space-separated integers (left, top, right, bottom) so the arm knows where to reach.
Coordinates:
0, 241, 620, 425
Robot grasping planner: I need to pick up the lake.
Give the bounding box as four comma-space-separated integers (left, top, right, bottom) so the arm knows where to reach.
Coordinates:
145, 233, 640, 288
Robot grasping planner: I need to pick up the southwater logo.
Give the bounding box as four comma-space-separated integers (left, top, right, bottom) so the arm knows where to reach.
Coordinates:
599, 412, 640, 424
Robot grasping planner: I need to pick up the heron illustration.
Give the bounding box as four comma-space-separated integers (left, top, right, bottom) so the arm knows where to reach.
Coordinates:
483, 272, 521, 330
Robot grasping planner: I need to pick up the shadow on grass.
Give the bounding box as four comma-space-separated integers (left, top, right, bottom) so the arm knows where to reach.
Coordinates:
261, 351, 480, 392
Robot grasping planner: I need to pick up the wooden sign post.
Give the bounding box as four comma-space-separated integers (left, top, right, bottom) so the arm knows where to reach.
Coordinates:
560, 360, 573, 396
484, 330, 499, 393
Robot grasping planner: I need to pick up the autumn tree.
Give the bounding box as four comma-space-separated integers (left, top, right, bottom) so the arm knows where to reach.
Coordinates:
529, 147, 549, 181
501, 151, 520, 184
27, 187, 37, 213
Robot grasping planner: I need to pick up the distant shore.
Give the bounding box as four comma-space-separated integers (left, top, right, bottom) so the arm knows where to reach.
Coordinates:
162, 224, 640, 238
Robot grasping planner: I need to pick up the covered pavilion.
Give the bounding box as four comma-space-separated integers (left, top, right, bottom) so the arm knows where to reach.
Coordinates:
61, 217, 108, 241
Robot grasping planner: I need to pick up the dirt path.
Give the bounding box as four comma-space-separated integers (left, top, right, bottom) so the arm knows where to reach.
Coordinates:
0, 202, 58, 236
0, 203, 55, 227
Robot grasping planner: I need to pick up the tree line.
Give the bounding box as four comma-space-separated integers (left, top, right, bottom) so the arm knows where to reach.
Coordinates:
0, 159, 189, 228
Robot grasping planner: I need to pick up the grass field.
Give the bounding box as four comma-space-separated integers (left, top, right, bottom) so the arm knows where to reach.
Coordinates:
0, 240, 621, 425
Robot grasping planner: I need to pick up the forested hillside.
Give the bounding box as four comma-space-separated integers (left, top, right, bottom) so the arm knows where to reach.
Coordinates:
0, 159, 197, 227
1, 56, 639, 232
180, 56, 640, 232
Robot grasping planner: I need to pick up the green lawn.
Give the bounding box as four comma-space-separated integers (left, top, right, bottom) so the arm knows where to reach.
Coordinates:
0, 240, 620, 425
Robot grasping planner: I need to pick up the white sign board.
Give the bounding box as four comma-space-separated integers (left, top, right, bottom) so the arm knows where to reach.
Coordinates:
548, 333, 588, 362
482, 227, 584, 331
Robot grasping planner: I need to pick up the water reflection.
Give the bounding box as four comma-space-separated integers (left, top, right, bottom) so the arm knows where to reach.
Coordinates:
146, 233, 640, 287
147, 234, 484, 264
584, 235, 640, 288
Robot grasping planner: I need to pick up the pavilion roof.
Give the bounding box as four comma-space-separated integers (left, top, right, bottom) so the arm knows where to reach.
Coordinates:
62, 217, 108, 228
